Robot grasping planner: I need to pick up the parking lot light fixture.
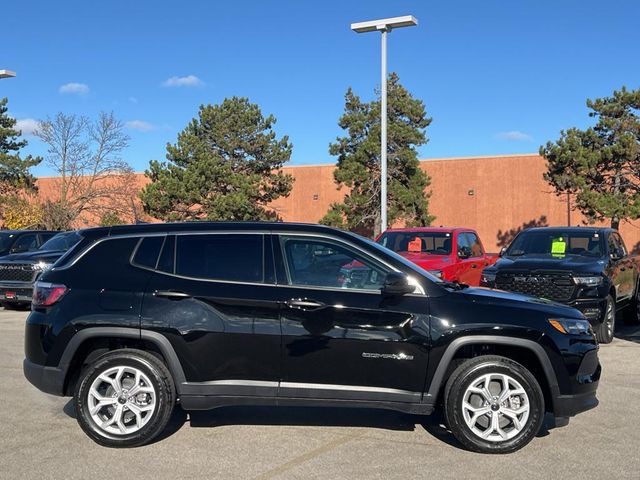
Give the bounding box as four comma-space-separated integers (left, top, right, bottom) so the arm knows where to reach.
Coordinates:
0, 69, 16, 79
351, 16, 418, 234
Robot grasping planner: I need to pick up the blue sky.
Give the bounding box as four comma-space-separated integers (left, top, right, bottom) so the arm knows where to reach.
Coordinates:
2, 0, 639, 176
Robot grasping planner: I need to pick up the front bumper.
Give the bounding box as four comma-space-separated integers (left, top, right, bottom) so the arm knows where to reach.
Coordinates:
23, 359, 65, 396
0, 282, 33, 303
570, 298, 608, 325
554, 390, 599, 418
552, 347, 600, 422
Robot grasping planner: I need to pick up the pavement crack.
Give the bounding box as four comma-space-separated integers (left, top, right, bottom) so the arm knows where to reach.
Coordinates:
253, 430, 366, 480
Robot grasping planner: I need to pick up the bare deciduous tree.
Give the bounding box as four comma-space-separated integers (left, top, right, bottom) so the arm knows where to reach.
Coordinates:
36, 112, 134, 229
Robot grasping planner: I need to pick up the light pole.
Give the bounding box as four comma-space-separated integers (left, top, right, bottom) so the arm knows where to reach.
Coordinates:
351, 15, 417, 233
0, 70, 16, 79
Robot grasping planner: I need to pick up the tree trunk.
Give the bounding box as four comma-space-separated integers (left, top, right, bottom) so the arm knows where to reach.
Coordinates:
611, 216, 620, 230
373, 214, 382, 239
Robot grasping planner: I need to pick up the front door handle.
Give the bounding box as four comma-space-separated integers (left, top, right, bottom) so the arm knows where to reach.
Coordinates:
471, 264, 478, 268
154, 290, 191, 300
285, 298, 325, 311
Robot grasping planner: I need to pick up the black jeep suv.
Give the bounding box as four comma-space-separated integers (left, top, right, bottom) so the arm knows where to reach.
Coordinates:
24, 222, 600, 453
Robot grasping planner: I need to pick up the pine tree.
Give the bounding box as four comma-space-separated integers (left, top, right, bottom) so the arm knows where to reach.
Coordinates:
320, 73, 434, 237
542, 87, 640, 229
140, 97, 294, 221
0, 97, 41, 196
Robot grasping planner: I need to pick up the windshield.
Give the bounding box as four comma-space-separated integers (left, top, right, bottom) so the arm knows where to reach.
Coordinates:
0, 232, 16, 251
357, 234, 444, 283
377, 231, 453, 255
506, 230, 605, 257
39, 231, 81, 251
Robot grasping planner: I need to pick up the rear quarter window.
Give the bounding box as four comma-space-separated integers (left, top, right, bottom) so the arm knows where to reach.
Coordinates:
175, 234, 264, 283
131, 236, 165, 269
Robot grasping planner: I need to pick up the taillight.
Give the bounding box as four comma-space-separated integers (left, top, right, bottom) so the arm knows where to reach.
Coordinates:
32, 282, 68, 307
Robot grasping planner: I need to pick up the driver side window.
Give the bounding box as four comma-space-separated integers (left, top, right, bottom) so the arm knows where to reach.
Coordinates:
11, 234, 38, 253
280, 236, 389, 291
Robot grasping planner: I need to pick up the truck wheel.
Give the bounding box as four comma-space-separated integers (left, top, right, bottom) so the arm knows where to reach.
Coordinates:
444, 355, 544, 454
74, 349, 175, 448
595, 295, 615, 344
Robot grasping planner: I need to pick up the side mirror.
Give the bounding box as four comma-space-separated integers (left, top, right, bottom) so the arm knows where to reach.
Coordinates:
381, 272, 415, 296
499, 247, 507, 257
610, 248, 624, 261
458, 246, 471, 259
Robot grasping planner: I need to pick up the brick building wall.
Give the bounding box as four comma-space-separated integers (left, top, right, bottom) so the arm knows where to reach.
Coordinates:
35, 153, 640, 252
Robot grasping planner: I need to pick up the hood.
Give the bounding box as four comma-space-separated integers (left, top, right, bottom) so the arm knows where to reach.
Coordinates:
460, 286, 584, 318
397, 252, 452, 270
488, 253, 607, 274
0, 250, 66, 264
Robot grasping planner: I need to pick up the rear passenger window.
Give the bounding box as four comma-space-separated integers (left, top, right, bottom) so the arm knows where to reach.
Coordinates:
175, 234, 264, 283
132, 237, 165, 269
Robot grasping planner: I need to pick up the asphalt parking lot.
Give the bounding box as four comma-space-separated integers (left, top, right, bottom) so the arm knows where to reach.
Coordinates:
1, 309, 639, 480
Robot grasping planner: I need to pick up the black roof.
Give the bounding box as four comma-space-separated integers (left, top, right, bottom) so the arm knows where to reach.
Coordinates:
525, 226, 614, 234
79, 221, 358, 240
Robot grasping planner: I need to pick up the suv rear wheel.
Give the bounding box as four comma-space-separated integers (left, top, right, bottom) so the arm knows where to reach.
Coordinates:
444, 355, 545, 454
74, 349, 175, 448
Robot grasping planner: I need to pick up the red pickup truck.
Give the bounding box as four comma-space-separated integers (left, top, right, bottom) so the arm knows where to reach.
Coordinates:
376, 227, 498, 286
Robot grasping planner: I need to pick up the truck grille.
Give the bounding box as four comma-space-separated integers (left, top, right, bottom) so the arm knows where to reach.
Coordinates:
495, 272, 576, 302
0, 263, 36, 282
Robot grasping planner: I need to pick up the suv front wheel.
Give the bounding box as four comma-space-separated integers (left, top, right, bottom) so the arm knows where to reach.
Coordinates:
74, 349, 175, 448
444, 355, 545, 454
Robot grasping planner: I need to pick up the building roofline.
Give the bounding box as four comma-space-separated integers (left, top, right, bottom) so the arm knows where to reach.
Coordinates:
34, 153, 542, 179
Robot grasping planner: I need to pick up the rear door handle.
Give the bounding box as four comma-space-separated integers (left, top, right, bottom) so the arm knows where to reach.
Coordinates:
154, 290, 191, 300
285, 298, 325, 311
471, 264, 478, 268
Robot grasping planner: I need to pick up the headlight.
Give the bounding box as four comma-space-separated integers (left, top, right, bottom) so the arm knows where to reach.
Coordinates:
33, 261, 52, 272
573, 276, 603, 286
548, 318, 591, 335
428, 270, 443, 279
481, 272, 496, 283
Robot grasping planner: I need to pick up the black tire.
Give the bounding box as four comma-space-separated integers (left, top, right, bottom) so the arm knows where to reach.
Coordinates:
595, 295, 615, 344
74, 349, 175, 448
443, 355, 545, 454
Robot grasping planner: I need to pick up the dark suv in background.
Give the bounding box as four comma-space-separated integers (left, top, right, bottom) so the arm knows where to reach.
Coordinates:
0, 231, 81, 308
0, 230, 57, 257
24, 222, 600, 453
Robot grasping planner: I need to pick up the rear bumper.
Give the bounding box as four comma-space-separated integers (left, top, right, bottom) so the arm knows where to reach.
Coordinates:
23, 359, 65, 396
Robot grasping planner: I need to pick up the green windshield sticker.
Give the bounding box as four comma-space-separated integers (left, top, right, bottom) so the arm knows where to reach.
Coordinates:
551, 237, 566, 255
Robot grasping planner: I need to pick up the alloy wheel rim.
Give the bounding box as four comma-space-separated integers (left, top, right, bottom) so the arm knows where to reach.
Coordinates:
87, 365, 156, 436
462, 373, 530, 442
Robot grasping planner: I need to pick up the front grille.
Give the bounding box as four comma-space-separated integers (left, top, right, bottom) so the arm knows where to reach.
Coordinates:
495, 271, 576, 302
0, 263, 37, 282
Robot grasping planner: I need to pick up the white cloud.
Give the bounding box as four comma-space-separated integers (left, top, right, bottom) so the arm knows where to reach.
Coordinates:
162, 75, 204, 88
59, 82, 90, 95
125, 120, 155, 132
14, 118, 40, 136
495, 130, 533, 142
128, 96, 138, 104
